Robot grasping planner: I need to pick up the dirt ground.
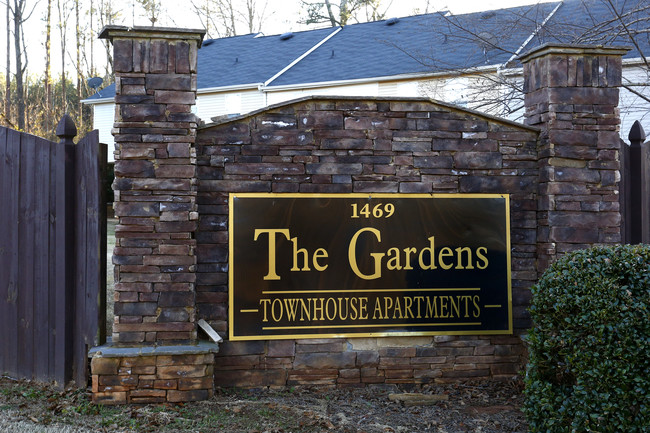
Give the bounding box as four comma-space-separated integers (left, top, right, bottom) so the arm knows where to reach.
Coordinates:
0, 376, 527, 432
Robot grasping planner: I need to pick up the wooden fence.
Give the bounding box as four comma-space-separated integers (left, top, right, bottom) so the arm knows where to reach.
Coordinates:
620, 120, 650, 244
0, 115, 107, 387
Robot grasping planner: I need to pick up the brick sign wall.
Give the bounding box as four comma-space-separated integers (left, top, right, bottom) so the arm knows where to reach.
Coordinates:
95, 25, 626, 400
195, 97, 539, 386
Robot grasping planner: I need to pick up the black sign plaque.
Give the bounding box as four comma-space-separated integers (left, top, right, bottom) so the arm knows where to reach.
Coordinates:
229, 194, 512, 340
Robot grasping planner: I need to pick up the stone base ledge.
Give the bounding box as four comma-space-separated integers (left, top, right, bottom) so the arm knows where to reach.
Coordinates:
89, 342, 219, 405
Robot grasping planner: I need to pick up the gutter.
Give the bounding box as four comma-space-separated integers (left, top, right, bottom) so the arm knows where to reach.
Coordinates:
262, 64, 501, 92
81, 96, 115, 105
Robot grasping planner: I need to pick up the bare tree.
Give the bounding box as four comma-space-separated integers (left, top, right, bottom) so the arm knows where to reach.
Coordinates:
98, 0, 120, 76
8, 0, 38, 131
399, 0, 650, 122
300, 0, 391, 27
45, 0, 52, 134
136, 0, 161, 25
75, 0, 82, 129
190, 0, 271, 38
57, 0, 72, 113
4, 1, 10, 126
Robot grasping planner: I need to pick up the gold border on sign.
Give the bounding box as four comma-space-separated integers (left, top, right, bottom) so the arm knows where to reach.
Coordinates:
228, 193, 513, 341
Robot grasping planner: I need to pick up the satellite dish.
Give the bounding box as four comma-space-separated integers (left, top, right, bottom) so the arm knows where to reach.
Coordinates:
87, 77, 104, 96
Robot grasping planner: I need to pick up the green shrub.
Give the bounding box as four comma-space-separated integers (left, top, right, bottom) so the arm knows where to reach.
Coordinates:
524, 245, 650, 432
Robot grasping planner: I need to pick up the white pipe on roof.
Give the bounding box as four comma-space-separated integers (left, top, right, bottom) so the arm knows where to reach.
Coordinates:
263, 27, 343, 87
502, 1, 563, 69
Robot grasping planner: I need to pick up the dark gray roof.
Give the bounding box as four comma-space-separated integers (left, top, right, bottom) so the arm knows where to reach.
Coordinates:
85, 0, 648, 102
523, 0, 650, 57
269, 2, 561, 87
198, 27, 338, 88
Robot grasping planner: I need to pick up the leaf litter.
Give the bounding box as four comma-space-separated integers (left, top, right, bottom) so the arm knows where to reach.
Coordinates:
0, 376, 527, 432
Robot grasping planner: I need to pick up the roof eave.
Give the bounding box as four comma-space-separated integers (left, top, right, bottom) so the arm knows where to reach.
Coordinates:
261, 65, 501, 92
81, 96, 115, 105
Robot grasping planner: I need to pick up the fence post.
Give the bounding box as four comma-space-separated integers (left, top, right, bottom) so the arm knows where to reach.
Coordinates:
54, 114, 77, 386
628, 120, 647, 244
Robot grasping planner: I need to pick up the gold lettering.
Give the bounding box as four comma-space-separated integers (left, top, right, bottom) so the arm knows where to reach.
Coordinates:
271, 298, 283, 322
372, 297, 383, 319
418, 236, 437, 270
473, 295, 481, 318
414, 296, 424, 318
313, 248, 329, 272
260, 299, 271, 322
384, 296, 393, 319
348, 227, 384, 280
254, 229, 290, 280
290, 237, 310, 271
386, 247, 402, 270
455, 246, 474, 270
299, 298, 310, 321
438, 247, 454, 270
439, 296, 449, 318
393, 296, 403, 319
403, 247, 417, 270
284, 298, 300, 321
325, 298, 337, 321
476, 247, 489, 269
312, 298, 325, 321
425, 296, 439, 319
359, 297, 369, 319
404, 296, 414, 319
350, 297, 359, 320
338, 298, 349, 321
449, 296, 460, 318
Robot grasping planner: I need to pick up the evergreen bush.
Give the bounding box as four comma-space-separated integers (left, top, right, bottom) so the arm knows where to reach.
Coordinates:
524, 245, 650, 432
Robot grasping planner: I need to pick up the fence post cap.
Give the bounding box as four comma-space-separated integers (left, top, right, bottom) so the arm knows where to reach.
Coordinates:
629, 120, 646, 143
56, 114, 77, 143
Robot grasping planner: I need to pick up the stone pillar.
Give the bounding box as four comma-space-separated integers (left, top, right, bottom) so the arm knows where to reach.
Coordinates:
99, 26, 204, 344
521, 44, 629, 274
90, 26, 217, 405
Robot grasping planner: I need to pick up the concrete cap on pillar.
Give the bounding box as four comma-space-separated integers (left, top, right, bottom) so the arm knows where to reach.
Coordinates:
518, 43, 630, 64
98, 25, 206, 47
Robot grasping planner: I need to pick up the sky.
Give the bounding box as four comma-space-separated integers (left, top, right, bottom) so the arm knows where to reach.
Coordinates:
1, 0, 549, 78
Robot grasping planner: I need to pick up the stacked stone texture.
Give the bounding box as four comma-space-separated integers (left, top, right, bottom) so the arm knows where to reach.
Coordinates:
521, 45, 627, 273
103, 27, 204, 344
91, 353, 214, 404
195, 97, 539, 386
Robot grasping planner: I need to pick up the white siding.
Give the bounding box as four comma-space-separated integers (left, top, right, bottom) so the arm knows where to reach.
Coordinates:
93, 103, 116, 162
620, 65, 650, 139
266, 82, 380, 106
240, 90, 265, 113
196, 93, 227, 123
196, 89, 265, 123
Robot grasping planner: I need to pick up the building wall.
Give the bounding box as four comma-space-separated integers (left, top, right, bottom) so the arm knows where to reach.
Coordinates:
194, 96, 539, 387
90, 63, 649, 165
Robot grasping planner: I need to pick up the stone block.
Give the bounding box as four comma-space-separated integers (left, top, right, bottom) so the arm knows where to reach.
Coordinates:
154, 379, 178, 389
214, 369, 286, 387
357, 351, 380, 367
93, 391, 127, 405
91, 357, 121, 375
306, 163, 362, 175
113, 40, 133, 72
178, 377, 213, 390
267, 340, 296, 357
293, 352, 356, 369
218, 341, 266, 356
157, 365, 207, 379
114, 302, 158, 316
